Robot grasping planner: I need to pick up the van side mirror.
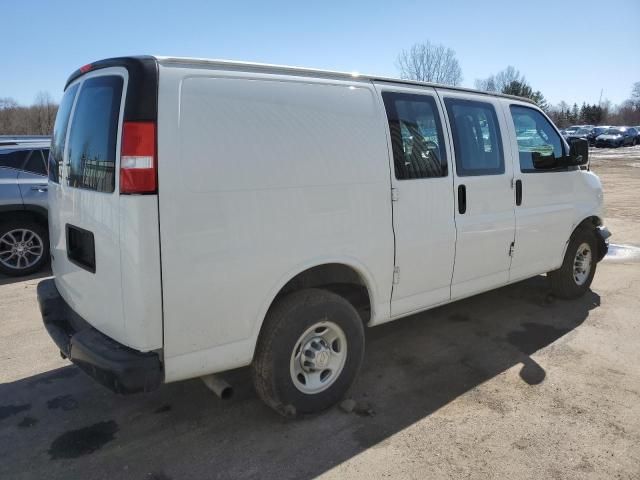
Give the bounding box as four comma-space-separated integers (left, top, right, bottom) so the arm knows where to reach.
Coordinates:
531, 152, 557, 169
566, 138, 589, 166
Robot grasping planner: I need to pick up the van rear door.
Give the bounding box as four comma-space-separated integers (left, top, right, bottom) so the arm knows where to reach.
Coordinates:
48, 59, 162, 352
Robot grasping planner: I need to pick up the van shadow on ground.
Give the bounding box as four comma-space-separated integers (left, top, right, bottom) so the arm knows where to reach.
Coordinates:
0, 275, 599, 480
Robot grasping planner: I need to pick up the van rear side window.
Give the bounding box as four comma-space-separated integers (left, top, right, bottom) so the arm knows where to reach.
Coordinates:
67, 76, 123, 193
382, 92, 448, 180
444, 99, 504, 177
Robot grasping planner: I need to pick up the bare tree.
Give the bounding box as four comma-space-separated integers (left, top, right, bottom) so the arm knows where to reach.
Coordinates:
0, 93, 58, 135
475, 66, 524, 93
32, 91, 57, 135
0, 98, 19, 133
631, 81, 640, 108
396, 41, 463, 86
474, 77, 497, 92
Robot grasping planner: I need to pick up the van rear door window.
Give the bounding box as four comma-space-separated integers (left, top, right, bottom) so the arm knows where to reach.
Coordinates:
67, 76, 123, 192
49, 84, 79, 183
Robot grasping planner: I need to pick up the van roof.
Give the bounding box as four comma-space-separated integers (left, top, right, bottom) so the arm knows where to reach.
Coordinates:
65, 55, 536, 106
156, 56, 537, 105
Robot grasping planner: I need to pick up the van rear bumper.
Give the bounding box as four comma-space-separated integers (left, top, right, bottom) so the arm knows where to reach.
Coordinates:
37, 279, 163, 394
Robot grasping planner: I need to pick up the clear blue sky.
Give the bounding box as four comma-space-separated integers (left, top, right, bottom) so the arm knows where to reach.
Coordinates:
2, 0, 639, 107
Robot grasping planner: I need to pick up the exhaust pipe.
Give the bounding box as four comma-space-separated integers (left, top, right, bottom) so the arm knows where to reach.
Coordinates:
201, 374, 233, 400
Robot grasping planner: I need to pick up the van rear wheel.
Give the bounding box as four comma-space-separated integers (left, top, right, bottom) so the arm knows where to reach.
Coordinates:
251, 288, 364, 416
548, 228, 597, 299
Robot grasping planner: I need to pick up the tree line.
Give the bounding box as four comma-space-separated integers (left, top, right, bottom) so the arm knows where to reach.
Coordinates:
1, 46, 639, 135
396, 41, 640, 128
0, 92, 58, 136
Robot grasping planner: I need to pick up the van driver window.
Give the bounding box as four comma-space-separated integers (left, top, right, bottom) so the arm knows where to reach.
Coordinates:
509, 105, 564, 173
382, 92, 448, 180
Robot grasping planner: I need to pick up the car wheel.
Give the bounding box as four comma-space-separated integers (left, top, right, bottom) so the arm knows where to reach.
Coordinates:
252, 288, 365, 416
548, 227, 597, 299
0, 219, 49, 277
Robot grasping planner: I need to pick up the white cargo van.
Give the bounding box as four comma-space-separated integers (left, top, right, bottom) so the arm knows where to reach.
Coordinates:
38, 56, 610, 415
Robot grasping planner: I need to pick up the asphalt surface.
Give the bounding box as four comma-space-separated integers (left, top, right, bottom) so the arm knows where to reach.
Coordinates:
1, 147, 640, 480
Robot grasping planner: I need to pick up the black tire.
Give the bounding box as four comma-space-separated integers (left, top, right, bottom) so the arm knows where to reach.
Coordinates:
0, 219, 49, 277
548, 227, 597, 299
251, 288, 365, 416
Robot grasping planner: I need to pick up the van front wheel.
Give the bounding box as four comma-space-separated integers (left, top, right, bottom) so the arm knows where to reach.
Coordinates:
251, 288, 364, 416
548, 228, 597, 299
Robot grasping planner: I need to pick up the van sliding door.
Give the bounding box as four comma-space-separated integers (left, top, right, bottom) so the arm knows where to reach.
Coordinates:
375, 83, 456, 317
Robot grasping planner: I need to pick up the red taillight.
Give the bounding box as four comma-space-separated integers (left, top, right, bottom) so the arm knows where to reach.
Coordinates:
79, 63, 93, 73
120, 121, 157, 194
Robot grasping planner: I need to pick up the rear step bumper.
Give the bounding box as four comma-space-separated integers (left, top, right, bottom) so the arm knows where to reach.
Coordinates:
37, 278, 163, 394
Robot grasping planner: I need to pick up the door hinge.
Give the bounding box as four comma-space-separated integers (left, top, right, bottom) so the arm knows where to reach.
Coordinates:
510, 178, 515, 189
393, 266, 400, 284
391, 188, 399, 202
509, 241, 515, 257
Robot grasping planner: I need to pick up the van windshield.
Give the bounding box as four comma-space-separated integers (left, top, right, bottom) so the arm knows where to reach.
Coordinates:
67, 75, 123, 193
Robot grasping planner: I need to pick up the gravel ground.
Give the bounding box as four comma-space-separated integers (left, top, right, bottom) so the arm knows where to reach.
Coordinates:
1, 146, 639, 480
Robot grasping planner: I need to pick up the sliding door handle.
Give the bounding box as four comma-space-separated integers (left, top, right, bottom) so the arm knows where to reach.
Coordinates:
458, 184, 466, 214
515, 179, 522, 206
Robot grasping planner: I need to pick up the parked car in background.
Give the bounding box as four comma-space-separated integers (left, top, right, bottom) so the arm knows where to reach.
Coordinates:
561, 127, 578, 139
570, 125, 594, 131
587, 126, 610, 146
595, 127, 638, 148
565, 127, 592, 143
0, 135, 51, 145
0, 138, 50, 276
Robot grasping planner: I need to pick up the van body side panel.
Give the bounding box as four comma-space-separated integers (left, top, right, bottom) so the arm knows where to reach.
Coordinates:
157, 67, 394, 381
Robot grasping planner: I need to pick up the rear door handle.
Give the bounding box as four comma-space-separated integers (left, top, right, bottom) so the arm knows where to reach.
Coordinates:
31, 185, 48, 192
458, 184, 466, 214
515, 179, 522, 206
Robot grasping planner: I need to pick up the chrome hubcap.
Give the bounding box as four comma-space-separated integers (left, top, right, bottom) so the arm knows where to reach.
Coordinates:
0, 229, 44, 270
290, 321, 347, 394
573, 242, 592, 286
